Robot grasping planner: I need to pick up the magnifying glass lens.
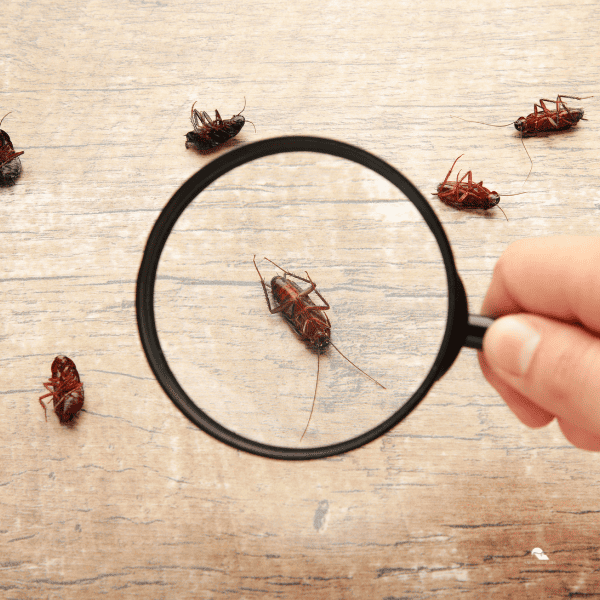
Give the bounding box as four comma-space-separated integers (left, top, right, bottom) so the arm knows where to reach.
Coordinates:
153, 152, 448, 447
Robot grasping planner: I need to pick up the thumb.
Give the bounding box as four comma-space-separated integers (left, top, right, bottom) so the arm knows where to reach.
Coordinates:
481, 315, 600, 447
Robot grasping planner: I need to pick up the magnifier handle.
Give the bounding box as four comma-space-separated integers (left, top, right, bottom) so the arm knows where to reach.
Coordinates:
464, 315, 494, 350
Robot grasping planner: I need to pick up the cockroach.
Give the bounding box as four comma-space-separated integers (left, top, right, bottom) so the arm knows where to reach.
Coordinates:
453, 95, 593, 183
253, 256, 385, 441
185, 97, 256, 150
432, 154, 527, 221
39, 356, 84, 423
512, 94, 592, 134
0, 112, 24, 186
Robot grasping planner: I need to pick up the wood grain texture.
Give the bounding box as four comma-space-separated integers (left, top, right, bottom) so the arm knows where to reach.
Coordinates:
1, 0, 599, 597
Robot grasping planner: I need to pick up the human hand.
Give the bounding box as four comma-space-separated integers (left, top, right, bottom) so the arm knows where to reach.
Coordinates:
478, 236, 600, 451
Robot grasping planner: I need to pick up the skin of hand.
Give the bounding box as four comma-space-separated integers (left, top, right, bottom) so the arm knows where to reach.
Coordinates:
478, 236, 600, 451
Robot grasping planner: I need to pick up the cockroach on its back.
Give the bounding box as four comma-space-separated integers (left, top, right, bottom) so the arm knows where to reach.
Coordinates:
0, 112, 24, 186
513, 95, 592, 135
185, 97, 256, 150
253, 256, 385, 442
39, 356, 84, 423
432, 154, 522, 221
453, 94, 593, 183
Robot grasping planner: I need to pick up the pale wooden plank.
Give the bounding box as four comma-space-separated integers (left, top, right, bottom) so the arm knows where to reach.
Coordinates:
1, 0, 599, 597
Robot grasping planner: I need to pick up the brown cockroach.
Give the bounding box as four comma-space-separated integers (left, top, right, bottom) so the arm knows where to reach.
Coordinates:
39, 356, 84, 423
432, 155, 528, 221
0, 112, 24, 186
453, 95, 593, 183
253, 256, 385, 441
512, 95, 592, 134
185, 97, 255, 151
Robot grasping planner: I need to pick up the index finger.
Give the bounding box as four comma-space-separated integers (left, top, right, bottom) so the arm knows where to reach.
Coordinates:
481, 236, 600, 335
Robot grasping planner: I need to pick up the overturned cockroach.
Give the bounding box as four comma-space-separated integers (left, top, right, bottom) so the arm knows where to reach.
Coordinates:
453, 94, 593, 183
253, 256, 385, 441
509, 95, 592, 135
0, 112, 24, 186
433, 155, 527, 221
39, 356, 84, 423
185, 98, 255, 150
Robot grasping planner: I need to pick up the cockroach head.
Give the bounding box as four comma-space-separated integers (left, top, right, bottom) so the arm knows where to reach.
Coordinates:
184, 132, 200, 149
314, 336, 331, 352
0, 129, 12, 146
570, 108, 585, 123
487, 192, 500, 207
514, 117, 526, 132
231, 114, 245, 127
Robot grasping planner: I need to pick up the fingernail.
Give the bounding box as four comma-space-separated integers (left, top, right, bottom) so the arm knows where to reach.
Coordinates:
483, 316, 541, 377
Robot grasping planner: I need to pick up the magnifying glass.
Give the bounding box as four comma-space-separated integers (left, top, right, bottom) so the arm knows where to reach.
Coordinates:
136, 136, 493, 460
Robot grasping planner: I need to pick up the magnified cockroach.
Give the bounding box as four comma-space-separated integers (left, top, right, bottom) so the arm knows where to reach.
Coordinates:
0, 112, 24, 186
433, 155, 527, 221
253, 256, 385, 441
453, 94, 593, 183
185, 97, 255, 151
39, 356, 84, 423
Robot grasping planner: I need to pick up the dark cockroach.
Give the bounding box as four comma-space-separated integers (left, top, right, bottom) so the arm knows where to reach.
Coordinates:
185, 97, 255, 150
0, 112, 24, 186
253, 256, 385, 441
453, 95, 593, 183
432, 155, 528, 221
39, 356, 84, 423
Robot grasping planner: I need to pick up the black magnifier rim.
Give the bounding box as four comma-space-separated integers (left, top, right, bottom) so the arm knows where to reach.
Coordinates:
136, 136, 462, 460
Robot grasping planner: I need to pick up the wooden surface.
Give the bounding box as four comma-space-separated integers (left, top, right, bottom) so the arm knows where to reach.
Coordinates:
2, 1, 599, 597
